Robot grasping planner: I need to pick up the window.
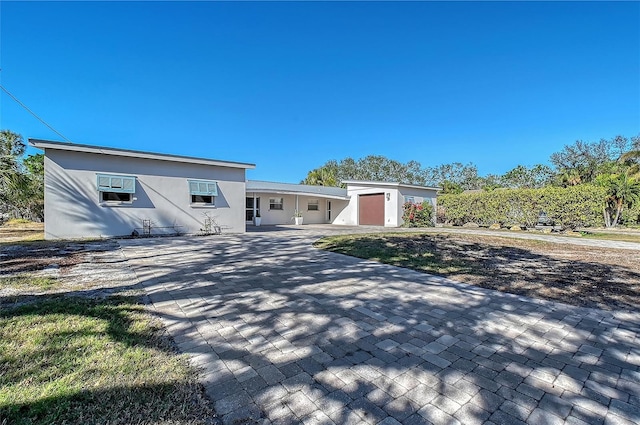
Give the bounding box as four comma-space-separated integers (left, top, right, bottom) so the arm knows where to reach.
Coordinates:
269, 198, 283, 210
188, 179, 217, 206
404, 196, 415, 204
97, 174, 136, 204
308, 200, 319, 211
102, 192, 132, 202
192, 195, 213, 204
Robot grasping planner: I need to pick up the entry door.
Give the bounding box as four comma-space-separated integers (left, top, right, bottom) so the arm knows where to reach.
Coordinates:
358, 193, 384, 226
327, 201, 332, 222
246, 197, 260, 222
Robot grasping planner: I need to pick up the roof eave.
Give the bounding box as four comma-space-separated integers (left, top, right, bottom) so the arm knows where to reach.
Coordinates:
29, 139, 256, 170
246, 188, 350, 200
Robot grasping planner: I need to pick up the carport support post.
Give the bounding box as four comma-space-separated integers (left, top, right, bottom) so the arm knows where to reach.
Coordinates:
295, 195, 299, 214
253, 193, 256, 220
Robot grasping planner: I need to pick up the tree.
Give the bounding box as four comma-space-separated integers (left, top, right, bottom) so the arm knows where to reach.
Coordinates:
302, 155, 431, 187
501, 164, 553, 189
440, 180, 464, 194
301, 161, 340, 187
0, 130, 27, 216
24, 153, 44, 176
550, 136, 635, 185
618, 135, 640, 179
596, 173, 640, 227
0, 131, 44, 221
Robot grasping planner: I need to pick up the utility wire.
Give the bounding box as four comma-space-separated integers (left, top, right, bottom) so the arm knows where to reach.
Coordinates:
0, 84, 72, 143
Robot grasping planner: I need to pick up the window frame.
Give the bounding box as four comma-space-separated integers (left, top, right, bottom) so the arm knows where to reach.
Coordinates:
307, 199, 319, 211
191, 194, 214, 205
101, 191, 133, 203
269, 197, 284, 210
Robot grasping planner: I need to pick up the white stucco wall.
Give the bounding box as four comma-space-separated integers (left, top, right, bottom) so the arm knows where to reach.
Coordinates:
44, 149, 247, 239
397, 187, 438, 226
334, 183, 439, 227
337, 184, 400, 227
246, 193, 348, 225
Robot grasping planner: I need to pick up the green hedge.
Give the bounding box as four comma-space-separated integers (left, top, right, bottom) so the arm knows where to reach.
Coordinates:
438, 185, 608, 229
621, 203, 640, 226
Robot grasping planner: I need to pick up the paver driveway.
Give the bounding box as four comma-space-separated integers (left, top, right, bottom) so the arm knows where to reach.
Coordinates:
119, 227, 640, 425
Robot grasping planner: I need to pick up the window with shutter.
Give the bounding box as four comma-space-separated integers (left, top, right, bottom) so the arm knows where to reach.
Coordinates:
188, 179, 217, 205
188, 179, 218, 196
96, 174, 136, 193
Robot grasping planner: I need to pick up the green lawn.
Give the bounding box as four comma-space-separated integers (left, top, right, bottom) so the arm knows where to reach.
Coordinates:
315, 232, 474, 275
579, 231, 640, 243
0, 296, 213, 425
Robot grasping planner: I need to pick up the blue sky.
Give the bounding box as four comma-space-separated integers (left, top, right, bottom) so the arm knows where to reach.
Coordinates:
1, 1, 638, 182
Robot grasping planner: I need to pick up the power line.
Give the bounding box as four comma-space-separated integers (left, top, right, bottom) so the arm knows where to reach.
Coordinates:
0, 84, 72, 143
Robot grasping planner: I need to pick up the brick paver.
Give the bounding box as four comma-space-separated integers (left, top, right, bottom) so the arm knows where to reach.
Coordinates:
120, 226, 640, 425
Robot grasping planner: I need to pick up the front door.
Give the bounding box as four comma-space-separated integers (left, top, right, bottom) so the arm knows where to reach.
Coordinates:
246, 197, 260, 222
327, 201, 332, 223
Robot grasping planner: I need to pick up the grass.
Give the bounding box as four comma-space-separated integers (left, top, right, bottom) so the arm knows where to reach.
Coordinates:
0, 295, 213, 425
0, 221, 44, 243
579, 232, 640, 243
3, 218, 34, 226
315, 232, 640, 310
0, 274, 58, 290
315, 232, 473, 275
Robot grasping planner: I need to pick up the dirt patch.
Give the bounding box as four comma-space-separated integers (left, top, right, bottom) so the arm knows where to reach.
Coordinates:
316, 233, 640, 311
1, 240, 139, 308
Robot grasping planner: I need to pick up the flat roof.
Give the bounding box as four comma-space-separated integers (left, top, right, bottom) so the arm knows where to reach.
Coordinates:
342, 180, 441, 191
29, 139, 256, 169
247, 180, 350, 200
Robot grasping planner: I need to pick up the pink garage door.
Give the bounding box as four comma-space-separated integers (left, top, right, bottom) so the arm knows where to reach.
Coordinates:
359, 193, 385, 226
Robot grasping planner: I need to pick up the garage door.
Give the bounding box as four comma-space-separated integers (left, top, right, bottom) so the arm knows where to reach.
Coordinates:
359, 193, 385, 226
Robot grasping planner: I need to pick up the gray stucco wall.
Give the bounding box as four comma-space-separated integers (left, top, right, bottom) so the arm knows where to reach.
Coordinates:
44, 149, 247, 239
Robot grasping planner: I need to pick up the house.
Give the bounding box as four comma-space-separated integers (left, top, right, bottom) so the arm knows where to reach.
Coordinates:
31, 139, 439, 239
30, 139, 255, 239
246, 180, 438, 227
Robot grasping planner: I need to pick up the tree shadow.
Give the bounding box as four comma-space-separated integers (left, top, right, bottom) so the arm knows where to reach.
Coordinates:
113, 231, 640, 424
1, 382, 214, 425
0, 295, 217, 425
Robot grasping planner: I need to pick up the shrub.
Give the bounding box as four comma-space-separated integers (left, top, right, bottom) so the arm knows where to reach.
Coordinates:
438, 185, 607, 229
402, 201, 434, 227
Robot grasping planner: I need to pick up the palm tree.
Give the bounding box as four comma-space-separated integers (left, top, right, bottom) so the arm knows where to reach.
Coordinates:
604, 173, 640, 227
301, 165, 340, 187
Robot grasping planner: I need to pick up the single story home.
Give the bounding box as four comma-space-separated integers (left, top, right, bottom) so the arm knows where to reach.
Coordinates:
31, 140, 439, 239
246, 180, 438, 227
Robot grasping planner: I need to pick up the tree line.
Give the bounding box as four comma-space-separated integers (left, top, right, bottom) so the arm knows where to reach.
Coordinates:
0, 130, 44, 222
301, 134, 640, 227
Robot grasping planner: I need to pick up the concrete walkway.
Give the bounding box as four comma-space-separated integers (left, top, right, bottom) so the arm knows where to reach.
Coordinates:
120, 228, 640, 425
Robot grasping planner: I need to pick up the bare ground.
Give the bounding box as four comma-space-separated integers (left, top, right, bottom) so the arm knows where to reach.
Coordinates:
317, 232, 640, 311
